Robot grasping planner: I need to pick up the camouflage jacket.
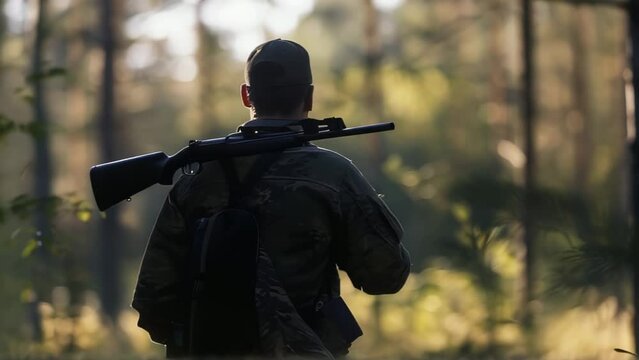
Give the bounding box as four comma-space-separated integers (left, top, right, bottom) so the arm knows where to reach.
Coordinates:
132, 119, 411, 356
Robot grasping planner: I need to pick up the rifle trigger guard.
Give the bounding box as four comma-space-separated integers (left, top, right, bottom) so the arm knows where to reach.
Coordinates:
182, 140, 202, 176
182, 162, 201, 176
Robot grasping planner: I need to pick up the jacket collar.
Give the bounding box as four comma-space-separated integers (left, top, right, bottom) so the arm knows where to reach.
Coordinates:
238, 118, 304, 133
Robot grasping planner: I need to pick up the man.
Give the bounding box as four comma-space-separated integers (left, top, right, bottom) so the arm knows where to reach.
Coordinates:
132, 39, 411, 358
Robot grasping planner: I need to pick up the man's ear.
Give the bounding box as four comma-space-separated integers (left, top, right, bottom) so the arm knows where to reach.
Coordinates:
241, 84, 252, 108
303, 85, 314, 112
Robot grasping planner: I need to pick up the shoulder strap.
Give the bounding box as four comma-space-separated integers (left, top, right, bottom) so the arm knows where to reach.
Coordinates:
220, 152, 282, 207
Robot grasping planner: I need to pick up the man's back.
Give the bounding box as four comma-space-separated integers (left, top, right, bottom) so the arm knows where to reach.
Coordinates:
168, 143, 409, 306
133, 141, 410, 355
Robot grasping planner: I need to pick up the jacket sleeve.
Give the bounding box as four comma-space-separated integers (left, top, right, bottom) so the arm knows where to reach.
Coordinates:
334, 163, 411, 295
132, 190, 189, 344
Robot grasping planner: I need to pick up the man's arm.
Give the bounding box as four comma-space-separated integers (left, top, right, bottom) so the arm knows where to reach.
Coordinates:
335, 163, 411, 295
132, 190, 189, 343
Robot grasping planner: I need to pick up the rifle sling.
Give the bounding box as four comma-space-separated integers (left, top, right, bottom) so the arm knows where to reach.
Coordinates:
219, 151, 282, 207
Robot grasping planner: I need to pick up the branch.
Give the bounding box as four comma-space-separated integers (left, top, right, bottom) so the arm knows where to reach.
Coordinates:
539, 0, 629, 8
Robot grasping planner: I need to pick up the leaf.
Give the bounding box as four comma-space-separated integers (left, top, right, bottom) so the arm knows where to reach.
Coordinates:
451, 203, 470, 222
20, 287, 36, 303
0, 114, 17, 140
10, 194, 37, 219
75, 208, 92, 223
44, 195, 64, 216
21, 239, 39, 258
19, 93, 34, 105
20, 121, 50, 140
11, 228, 22, 239
26, 67, 68, 83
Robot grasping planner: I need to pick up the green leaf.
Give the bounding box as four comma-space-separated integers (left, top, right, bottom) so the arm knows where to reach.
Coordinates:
26, 67, 68, 83
20, 287, 36, 303
0, 114, 17, 140
21, 239, 39, 258
10, 194, 37, 219
75, 208, 92, 223
71, 198, 94, 223
45, 195, 64, 216
20, 121, 49, 140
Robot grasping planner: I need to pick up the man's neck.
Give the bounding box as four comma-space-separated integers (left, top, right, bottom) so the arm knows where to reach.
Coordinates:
251, 111, 308, 120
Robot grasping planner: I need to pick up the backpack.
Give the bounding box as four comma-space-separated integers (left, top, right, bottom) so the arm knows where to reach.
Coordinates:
169, 153, 334, 359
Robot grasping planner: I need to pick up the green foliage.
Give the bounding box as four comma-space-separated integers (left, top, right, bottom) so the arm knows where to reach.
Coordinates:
447, 175, 521, 231
13, 85, 34, 105
9, 194, 60, 220
0, 113, 52, 142
0, 113, 15, 140
26, 67, 67, 83
547, 206, 632, 308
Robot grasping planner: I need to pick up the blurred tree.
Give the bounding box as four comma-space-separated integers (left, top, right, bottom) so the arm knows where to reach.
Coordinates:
629, 0, 639, 353
521, 0, 538, 344
30, 0, 53, 342
362, 0, 386, 343
571, 5, 594, 193
56, 0, 96, 349
488, 0, 510, 138
97, 0, 124, 322
196, 0, 218, 133
362, 0, 385, 168
0, 0, 5, 76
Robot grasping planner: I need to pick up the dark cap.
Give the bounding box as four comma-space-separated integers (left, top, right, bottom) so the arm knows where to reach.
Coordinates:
245, 39, 312, 88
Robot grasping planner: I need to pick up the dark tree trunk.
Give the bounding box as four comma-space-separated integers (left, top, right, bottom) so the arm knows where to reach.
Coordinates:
628, 1, 639, 353
30, 0, 53, 342
521, 0, 537, 344
97, 0, 122, 322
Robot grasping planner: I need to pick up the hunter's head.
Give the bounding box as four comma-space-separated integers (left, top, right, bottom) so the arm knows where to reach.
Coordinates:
241, 39, 314, 119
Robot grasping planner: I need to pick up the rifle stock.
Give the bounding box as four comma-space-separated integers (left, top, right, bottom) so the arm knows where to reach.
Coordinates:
90, 119, 394, 211
90, 152, 170, 211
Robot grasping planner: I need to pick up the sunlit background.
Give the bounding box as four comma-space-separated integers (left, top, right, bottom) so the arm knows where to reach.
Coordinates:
0, 0, 634, 359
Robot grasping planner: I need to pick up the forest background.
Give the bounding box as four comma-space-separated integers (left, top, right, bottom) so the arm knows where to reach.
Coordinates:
0, 0, 634, 359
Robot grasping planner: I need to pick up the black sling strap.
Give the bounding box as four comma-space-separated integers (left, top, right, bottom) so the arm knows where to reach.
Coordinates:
219, 151, 282, 207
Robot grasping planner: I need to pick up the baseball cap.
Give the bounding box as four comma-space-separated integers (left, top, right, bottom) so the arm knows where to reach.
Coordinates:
245, 39, 313, 88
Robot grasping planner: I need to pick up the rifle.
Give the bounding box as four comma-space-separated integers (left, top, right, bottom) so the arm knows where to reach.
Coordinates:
90, 117, 394, 211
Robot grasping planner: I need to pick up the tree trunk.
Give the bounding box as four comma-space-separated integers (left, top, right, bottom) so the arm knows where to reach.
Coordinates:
521, 0, 537, 348
362, 0, 385, 167
30, 0, 53, 342
0, 0, 5, 77
97, 0, 122, 322
628, 1, 639, 353
489, 0, 507, 132
197, 0, 216, 134
572, 5, 594, 193
362, 0, 385, 342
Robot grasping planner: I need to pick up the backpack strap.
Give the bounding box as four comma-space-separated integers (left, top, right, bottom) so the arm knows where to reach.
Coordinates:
184, 153, 283, 357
